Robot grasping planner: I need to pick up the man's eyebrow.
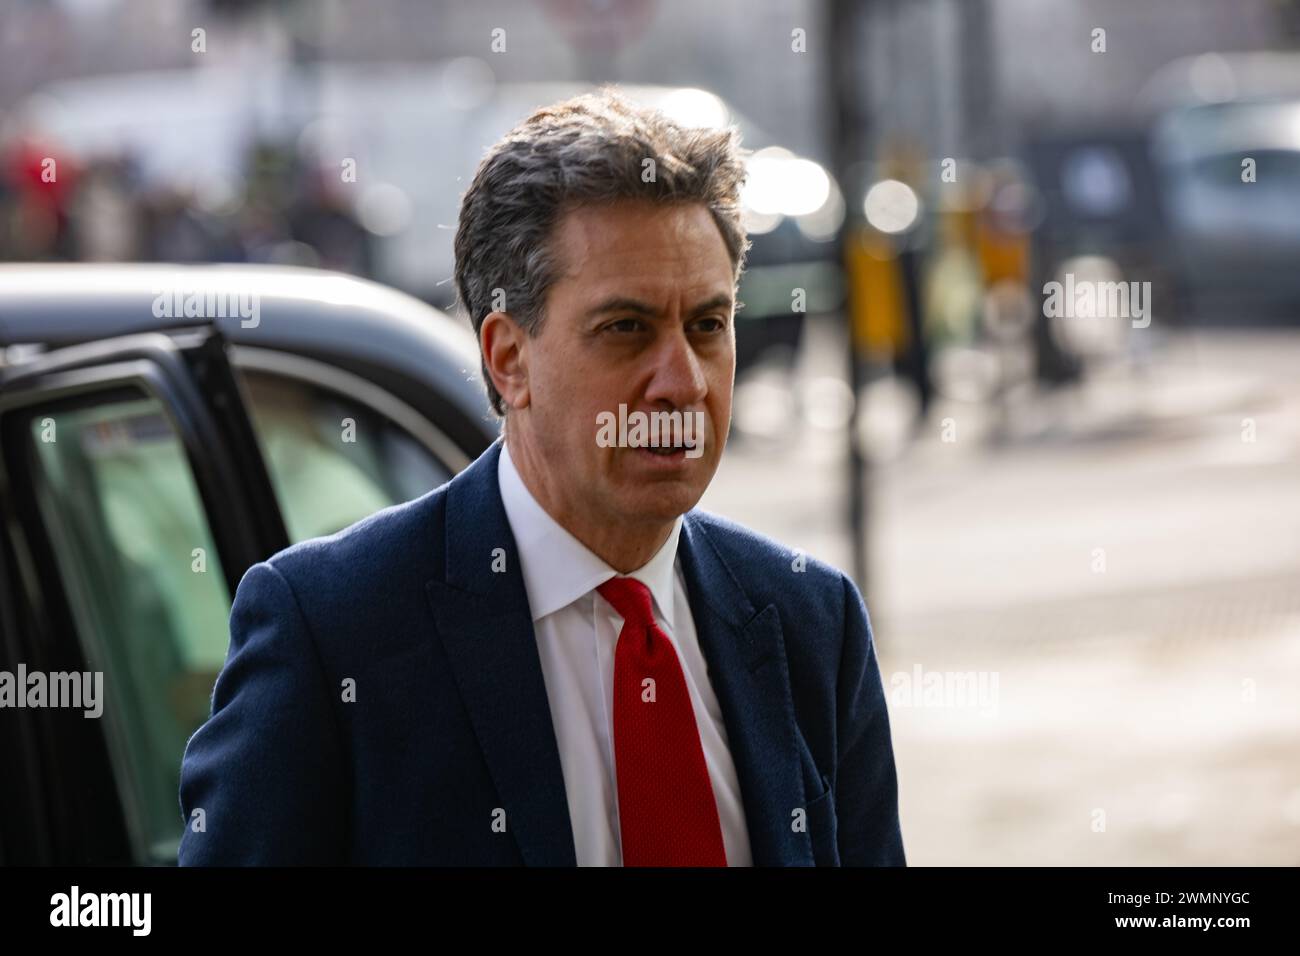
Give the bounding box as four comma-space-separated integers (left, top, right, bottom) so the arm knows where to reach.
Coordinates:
585, 292, 734, 319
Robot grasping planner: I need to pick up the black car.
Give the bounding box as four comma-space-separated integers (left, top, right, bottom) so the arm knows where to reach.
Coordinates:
0, 263, 497, 864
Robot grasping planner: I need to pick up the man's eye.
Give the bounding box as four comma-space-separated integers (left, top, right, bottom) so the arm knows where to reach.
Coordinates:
606, 317, 644, 333
693, 316, 726, 333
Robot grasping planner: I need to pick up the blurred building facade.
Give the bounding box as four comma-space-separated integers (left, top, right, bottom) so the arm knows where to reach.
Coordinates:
3, 0, 1298, 169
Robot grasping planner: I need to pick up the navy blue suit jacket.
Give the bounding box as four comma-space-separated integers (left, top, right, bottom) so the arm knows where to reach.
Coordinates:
178, 439, 905, 865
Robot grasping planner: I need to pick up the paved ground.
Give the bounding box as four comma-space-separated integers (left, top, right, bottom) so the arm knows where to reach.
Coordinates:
701, 322, 1300, 865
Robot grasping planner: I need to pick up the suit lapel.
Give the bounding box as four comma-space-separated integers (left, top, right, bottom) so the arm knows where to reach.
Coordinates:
424, 440, 577, 866
678, 514, 816, 866
422, 440, 813, 866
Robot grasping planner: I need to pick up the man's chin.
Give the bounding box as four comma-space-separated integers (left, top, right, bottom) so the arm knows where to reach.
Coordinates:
600, 449, 719, 518
607, 483, 705, 525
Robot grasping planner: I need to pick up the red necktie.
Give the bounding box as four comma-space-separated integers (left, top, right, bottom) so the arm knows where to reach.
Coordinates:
597, 576, 728, 867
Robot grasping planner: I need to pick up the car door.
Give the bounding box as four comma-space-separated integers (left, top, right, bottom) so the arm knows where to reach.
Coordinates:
226, 346, 473, 544
0, 327, 288, 865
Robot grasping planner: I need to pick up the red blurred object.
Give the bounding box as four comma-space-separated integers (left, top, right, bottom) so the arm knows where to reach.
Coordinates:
3, 137, 81, 257
6, 137, 79, 207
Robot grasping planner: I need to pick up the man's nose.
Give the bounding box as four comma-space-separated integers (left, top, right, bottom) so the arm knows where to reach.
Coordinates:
643, 327, 708, 409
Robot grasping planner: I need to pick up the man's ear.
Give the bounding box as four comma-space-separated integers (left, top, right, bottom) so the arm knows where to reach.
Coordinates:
480, 311, 530, 410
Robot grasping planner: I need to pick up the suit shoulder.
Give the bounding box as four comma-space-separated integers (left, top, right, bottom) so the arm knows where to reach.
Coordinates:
686, 509, 850, 600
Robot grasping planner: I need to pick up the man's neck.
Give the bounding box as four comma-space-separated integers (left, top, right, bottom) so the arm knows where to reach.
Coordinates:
503, 430, 672, 574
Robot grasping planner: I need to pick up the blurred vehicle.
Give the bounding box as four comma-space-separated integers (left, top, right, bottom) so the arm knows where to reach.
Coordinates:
1145, 59, 1300, 321
12, 63, 845, 374
1151, 99, 1300, 320
0, 263, 496, 864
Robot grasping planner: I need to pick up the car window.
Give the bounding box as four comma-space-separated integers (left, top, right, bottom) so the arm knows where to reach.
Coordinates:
26, 391, 231, 864
238, 369, 453, 544
1165, 150, 1300, 238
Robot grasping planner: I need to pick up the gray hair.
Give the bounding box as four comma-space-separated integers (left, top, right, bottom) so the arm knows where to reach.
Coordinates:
453, 85, 752, 416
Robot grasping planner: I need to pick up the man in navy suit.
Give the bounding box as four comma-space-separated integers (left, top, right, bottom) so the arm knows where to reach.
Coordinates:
178, 88, 904, 866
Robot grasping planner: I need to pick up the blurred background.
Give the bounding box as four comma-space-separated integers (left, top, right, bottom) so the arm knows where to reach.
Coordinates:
2, 0, 1298, 865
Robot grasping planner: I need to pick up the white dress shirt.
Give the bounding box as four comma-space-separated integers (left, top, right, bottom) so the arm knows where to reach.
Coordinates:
497, 439, 753, 866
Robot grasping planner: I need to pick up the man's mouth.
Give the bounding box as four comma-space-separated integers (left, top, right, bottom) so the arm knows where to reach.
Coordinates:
637, 439, 703, 457
595, 405, 709, 460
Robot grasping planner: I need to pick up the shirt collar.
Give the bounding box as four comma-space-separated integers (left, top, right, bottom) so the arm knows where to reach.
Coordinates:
497, 438, 682, 628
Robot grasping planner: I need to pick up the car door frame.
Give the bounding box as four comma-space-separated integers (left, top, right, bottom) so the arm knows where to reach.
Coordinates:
0, 326, 289, 864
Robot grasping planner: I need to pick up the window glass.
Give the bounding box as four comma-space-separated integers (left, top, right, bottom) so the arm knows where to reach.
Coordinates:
28, 393, 230, 863
239, 370, 452, 543
1168, 150, 1300, 239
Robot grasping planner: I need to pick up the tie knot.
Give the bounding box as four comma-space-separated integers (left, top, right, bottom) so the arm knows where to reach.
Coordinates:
597, 576, 656, 628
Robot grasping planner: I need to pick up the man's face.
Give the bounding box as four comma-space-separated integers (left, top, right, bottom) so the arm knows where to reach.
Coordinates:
513, 199, 736, 534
